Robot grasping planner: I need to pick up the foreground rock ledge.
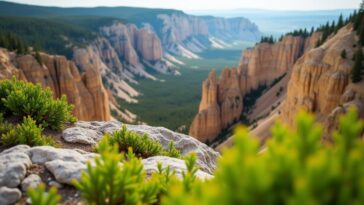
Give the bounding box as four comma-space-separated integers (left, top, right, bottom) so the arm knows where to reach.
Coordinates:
63, 121, 220, 174
0, 122, 219, 205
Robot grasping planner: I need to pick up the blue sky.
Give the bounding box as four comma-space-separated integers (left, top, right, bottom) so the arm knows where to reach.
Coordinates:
5, 0, 362, 11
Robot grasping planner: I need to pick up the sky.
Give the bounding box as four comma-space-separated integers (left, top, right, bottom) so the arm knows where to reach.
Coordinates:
5, 0, 362, 11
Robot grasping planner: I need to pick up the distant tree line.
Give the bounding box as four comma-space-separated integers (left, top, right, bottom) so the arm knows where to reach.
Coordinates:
259, 35, 275, 44
351, 0, 364, 83
0, 31, 43, 64
0, 31, 29, 54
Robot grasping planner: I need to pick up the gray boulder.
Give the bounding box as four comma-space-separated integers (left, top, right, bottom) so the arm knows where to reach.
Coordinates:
45, 160, 87, 185
21, 174, 42, 192
0, 187, 21, 205
62, 127, 102, 145
0, 147, 32, 188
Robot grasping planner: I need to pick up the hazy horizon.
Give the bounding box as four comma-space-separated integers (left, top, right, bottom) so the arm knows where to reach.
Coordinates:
2, 0, 361, 11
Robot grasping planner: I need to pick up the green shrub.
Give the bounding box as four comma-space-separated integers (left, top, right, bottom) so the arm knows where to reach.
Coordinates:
0, 113, 14, 136
27, 183, 61, 205
74, 138, 163, 205
162, 108, 364, 205
102, 125, 181, 158
1, 116, 56, 146
0, 77, 76, 130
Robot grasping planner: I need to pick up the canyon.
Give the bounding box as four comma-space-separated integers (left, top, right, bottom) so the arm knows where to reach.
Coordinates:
190, 24, 364, 145
0, 1, 262, 124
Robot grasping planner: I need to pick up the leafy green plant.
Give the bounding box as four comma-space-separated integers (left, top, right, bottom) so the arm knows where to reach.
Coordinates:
0, 113, 14, 136
27, 183, 61, 205
0, 77, 76, 130
1, 116, 55, 146
102, 125, 181, 158
74, 137, 161, 205
162, 108, 364, 205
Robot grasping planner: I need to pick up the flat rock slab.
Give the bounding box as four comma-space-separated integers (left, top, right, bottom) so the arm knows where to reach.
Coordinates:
45, 160, 87, 185
62, 127, 102, 145
29, 146, 97, 164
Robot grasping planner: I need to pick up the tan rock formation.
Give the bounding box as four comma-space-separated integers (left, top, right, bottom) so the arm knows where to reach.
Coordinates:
0, 48, 110, 121
281, 25, 364, 140
190, 68, 243, 142
189, 70, 221, 142
101, 23, 140, 66
101, 22, 164, 66
239, 35, 307, 91
136, 27, 163, 61
190, 33, 322, 142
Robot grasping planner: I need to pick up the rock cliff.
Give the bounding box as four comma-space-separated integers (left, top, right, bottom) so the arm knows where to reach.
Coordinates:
157, 13, 261, 57
99, 22, 173, 77
281, 25, 364, 140
0, 48, 110, 121
189, 33, 321, 142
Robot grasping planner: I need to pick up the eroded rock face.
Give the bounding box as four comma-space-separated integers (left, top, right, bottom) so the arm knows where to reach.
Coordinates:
157, 13, 261, 54
281, 25, 364, 139
189, 33, 321, 142
64, 121, 220, 174
137, 27, 163, 61
0, 48, 111, 121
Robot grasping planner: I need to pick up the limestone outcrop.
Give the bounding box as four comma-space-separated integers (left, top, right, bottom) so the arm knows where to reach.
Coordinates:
281, 25, 364, 140
64, 121, 220, 174
190, 33, 322, 142
0, 48, 111, 121
0, 122, 219, 204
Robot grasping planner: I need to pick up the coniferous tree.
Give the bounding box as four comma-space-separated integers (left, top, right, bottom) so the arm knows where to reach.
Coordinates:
310, 27, 314, 35
34, 48, 42, 65
269, 36, 274, 44
337, 14, 344, 29
352, 48, 363, 83
360, 18, 364, 46
0, 34, 4, 48
330, 20, 336, 33
341, 49, 347, 59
